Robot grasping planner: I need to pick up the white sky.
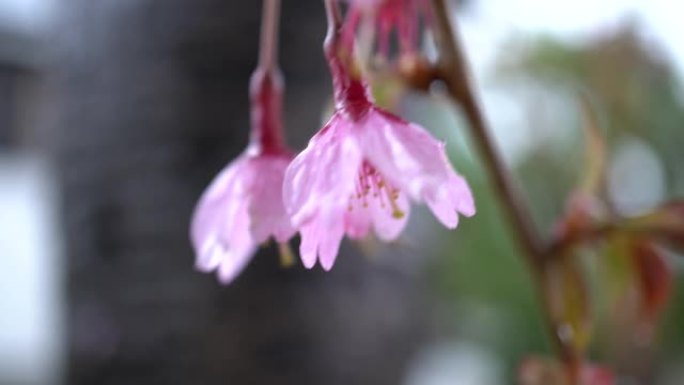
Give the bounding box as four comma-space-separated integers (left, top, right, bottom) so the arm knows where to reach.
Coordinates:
0, 0, 53, 33
461, 0, 684, 73
455, 0, 684, 162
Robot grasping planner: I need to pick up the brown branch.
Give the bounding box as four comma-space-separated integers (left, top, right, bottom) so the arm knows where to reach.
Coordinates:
258, 0, 281, 70
430, 0, 543, 265
429, 0, 580, 379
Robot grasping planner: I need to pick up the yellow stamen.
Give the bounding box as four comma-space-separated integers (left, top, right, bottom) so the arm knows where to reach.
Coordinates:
390, 198, 405, 219
278, 242, 296, 268
350, 162, 406, 219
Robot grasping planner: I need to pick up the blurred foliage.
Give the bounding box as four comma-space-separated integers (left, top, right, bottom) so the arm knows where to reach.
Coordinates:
499, 22, 684, 371
497, 22, 684, 196
426, 19, 684, 384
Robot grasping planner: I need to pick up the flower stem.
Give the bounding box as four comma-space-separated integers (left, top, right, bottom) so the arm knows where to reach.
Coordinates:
429, 0, 579, 380
259, 0, 281, 71
250, 0, 286, 154
324, 0, 342, 31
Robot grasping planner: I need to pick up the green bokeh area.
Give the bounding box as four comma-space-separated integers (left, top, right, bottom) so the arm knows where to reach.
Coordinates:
420, 21, 684, 383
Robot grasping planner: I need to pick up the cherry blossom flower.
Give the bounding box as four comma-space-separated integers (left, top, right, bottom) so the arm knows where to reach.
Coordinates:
191, 150, 294, 283
190, 68, 295, 284
283, 5, 474, 271
343, 0, 431, 57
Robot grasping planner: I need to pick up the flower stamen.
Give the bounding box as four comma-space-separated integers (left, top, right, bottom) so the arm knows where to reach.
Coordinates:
278, 242, 296, 268
349, 161, 405, 219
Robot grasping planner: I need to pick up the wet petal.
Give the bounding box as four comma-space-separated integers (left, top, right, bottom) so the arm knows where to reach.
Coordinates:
357, 109, 446, 196
425, 174, 475, 228
190, 160, 243, 253
283, 116, 363, 227
318, 209, 346, 271
214, 198, 257, 283
248, 155, 296, 243
216, 247, 256, 284
299, 221, 322, 269
189, 155, 259, 284
298, 208, 346, 270
356, 107, 475, 227
345, 201, 373, 240
370, 189, 410, 241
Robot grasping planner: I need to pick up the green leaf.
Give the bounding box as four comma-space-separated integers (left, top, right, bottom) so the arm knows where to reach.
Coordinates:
545, 255, 592, 353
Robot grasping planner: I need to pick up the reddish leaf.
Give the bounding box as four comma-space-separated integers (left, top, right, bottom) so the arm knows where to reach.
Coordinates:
519, 357, 615, 385
632, 240, 673, 322
581, 364, 616, 385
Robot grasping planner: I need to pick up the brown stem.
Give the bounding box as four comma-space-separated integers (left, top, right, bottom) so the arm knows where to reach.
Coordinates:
258, 0, 281, 70
430, 0, 543, 265
324, 0, 343, 34
548, 220, 683, 257
429, 0, 580, 379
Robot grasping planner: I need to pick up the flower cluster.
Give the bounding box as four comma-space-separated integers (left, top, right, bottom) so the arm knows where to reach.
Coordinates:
190, 0, 474, 283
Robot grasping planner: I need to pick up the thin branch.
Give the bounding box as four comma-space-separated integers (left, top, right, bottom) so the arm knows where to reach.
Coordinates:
429, 0, 580, 379
258, 0, 281, 70
430, 0, 544, 265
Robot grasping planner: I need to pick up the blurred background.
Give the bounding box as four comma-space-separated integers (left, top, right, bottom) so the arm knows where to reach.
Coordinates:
0, 0, 682, 384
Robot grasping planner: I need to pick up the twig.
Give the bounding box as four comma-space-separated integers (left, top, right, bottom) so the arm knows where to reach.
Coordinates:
429, 0, 580, 379
258, 0, 281, 70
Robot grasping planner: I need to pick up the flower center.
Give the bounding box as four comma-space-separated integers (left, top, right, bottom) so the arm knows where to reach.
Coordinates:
348, 161, 405, 219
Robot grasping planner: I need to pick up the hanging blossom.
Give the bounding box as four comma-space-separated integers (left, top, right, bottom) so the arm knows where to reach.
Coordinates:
190, 0, 294, 284
283, 2, 474, 271
190, 67, 295, 284
343, 0, 431, 58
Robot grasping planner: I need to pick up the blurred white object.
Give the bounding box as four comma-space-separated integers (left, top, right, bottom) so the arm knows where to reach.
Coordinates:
403, 341, 503, 385
608, 137, 665, 216
455, 0, 684, 165
0, 154, 63, 385
0, 0, 53, 33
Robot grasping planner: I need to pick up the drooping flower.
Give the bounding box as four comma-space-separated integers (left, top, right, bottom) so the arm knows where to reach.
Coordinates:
282, 4, 474, 271
190, 67, 295, 284
342, 0, 436, 100
191, 149, 294, 283
343, 0, 431, 58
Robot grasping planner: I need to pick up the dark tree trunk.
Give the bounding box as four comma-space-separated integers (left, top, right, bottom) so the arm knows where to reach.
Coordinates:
50, 1, 430, 384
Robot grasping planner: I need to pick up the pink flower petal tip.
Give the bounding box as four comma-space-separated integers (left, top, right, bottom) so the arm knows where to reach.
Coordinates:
191, 151, 295, 284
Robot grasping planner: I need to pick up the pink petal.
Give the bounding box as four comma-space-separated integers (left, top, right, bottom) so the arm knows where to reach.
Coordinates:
298, 208, 346, 270
425, 174, 475, 228
190, 158, 257, 284
344, 201, 373, 240
190, 161, 241, 253
284, 115, 365, 270
283, 116, 362, 227
299, 221, 321, 269
191, 151, 297, 284
214, 202, 257, 283
248, 155, 296, 244
370, 189, 410, 241
216, 248, 256, 284
318, 208, 346, 271
356, 108, 475, 227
